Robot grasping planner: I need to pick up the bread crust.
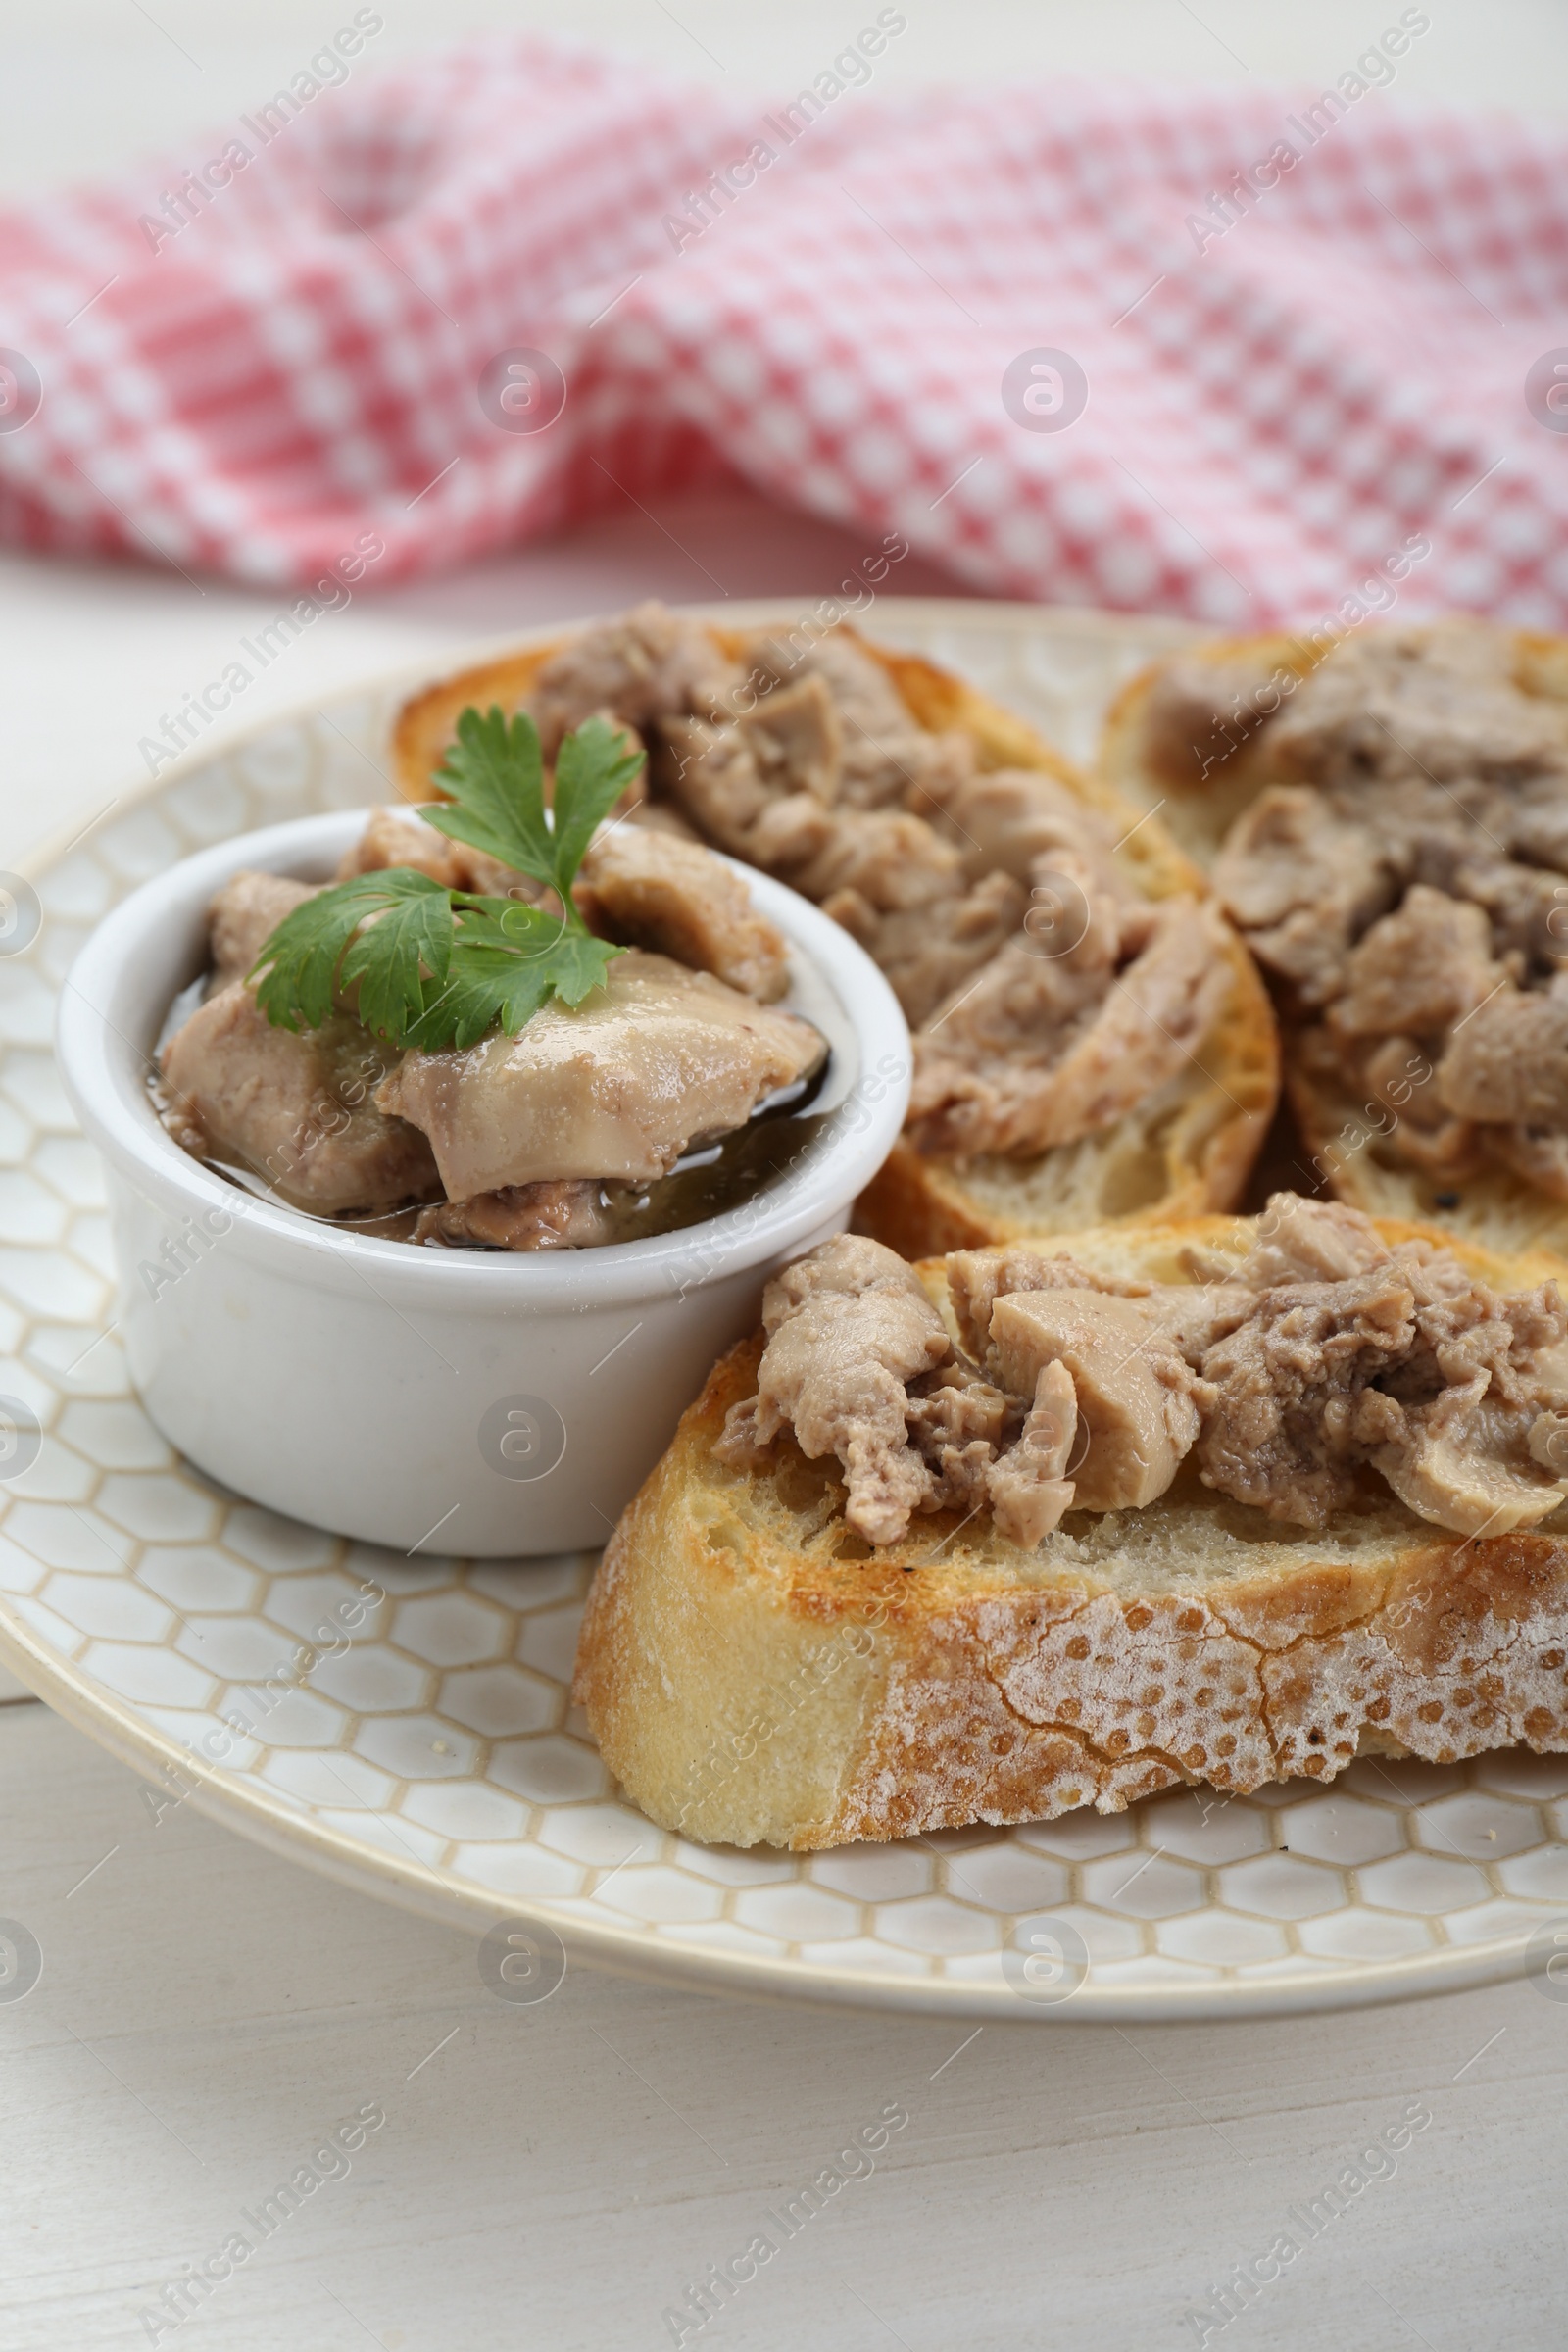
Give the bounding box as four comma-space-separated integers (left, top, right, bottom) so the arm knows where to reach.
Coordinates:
390, 617, 1279, 1255
572, 1214, 1568, 1849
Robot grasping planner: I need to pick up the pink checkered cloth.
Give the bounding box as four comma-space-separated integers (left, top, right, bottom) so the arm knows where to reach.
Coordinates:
1, 34, 1565, 627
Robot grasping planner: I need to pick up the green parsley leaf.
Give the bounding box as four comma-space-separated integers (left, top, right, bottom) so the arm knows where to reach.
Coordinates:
549, 715, 648, 886
338, 872, 455, 1042
406, 900, 618, 1053
423, 706, 555, 886
249, 868, 450, 1035
424, 704, 644, 903
536, 924, 625, 1007
406, 948, 554, 1055
246, 707, 640, 1055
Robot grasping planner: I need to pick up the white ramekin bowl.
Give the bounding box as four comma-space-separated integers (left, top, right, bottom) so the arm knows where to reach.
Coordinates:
55, 810, 910, 1556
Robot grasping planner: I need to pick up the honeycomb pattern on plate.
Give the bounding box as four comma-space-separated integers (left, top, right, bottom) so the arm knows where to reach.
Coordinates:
5, 605, 1568, 2018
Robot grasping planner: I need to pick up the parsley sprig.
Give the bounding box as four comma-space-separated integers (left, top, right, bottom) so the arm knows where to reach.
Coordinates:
248, 710, 644, 1053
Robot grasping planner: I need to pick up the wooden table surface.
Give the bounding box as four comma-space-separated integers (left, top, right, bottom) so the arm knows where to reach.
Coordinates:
4, 6, 1568, 2346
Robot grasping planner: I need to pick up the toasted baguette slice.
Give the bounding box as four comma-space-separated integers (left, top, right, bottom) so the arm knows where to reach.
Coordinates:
573, 1213, 1568, 1850
392, 616, 1279, 1254
1098, 628, 1326, 865
1282, 1043, 1568, 1256
1099, 625, 1568, 1254
1101, 626, 1568, 864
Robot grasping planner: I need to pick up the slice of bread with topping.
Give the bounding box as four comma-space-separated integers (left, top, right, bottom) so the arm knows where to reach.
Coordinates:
1099, 621, 1568, 1251
573, 1205, 1568, 1849
391, 608, 1279, 1256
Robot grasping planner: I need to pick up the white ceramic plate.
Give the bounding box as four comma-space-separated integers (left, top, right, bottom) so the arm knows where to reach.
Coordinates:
4, 596, 1568, 2024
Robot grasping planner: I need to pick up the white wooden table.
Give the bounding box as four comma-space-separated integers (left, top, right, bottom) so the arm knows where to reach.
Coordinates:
4, 6, 1568, 2346
5, 1688, 1568, 2351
